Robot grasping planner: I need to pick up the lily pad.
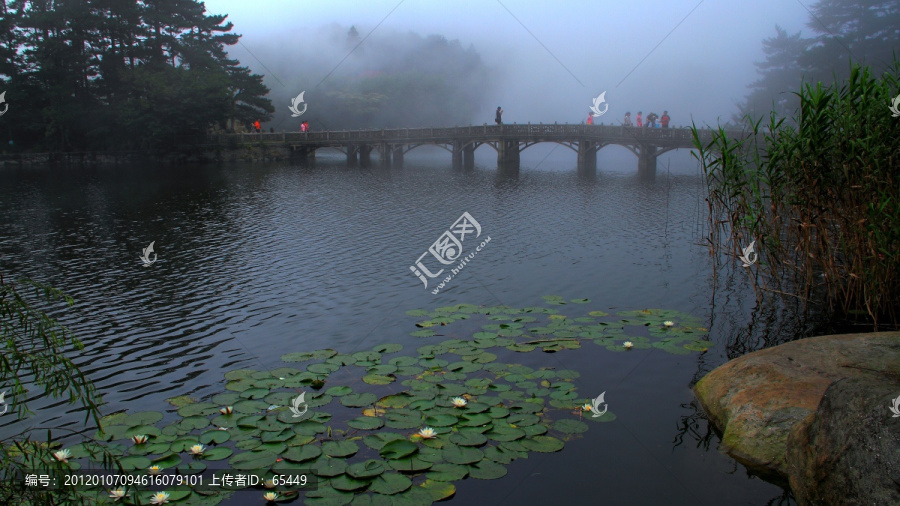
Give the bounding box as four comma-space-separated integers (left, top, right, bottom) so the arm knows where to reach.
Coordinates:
362, 374, 395, 385
468, 459, 508, 479
426, 462, 469, 482
449, 432, 487, 447
229, 450, 277, 470
552, 419, 589, 434
387, 456, 433, 473
342, 393, 378, 408
367, 473, 412, 495
312, 457, 348, 477
199, 430, 230, 445
441, 444, 483, 465
380, 439, 419, 460
347, 416, 385, 430
423, 414, 457, 428
347, 459, 387, 479
420, 479, 456, 501
520, 436, 565, 453
282, 445, 322, 462
323, 440, 359, 458
331, 474, 371, 492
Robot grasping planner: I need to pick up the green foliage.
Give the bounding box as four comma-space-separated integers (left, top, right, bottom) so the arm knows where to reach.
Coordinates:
0, 277, 110, 504
737, 1, 900, 124
0, 278, 99, 423
0, 0, 271, 152
694, 61, 900, 326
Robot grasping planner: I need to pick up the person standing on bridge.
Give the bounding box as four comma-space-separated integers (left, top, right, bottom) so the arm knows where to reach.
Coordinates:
300, 121, 308, 132
660, 111, 670, 128
636, 112, 643, 128
495, 107, 503, 125
624, 112, 632, 126
587, 113, 593, 125
254, 119, 261, 133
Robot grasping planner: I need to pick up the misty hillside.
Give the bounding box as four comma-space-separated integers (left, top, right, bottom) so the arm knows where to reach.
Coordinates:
255, 25, 493, 131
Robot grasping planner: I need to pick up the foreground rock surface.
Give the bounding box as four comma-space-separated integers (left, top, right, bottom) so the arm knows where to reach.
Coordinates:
692, 331, 900, 485
786, 376, 900, 505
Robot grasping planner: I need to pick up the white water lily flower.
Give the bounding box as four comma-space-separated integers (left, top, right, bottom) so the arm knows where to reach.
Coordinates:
108, 488, 127, 501
451, 397, 468, 408
53, 449, 71, 463
581, 403, 593, 412
418, 427, 437, 439
148, 465, 162, 474
220, 406, 233, 415
264, 478, 277, 489
190, 444, 205, 455
149, 491, 170, 505
663, 321, 675, 327
131, 434, 149, 444
263, 492, 279, 502
623, 341, 634, 349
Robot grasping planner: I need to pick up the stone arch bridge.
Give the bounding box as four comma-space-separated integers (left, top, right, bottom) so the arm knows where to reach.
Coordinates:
212, 124, 745, 175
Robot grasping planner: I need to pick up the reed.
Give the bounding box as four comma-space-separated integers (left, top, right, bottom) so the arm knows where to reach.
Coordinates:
692, 62, 900, 328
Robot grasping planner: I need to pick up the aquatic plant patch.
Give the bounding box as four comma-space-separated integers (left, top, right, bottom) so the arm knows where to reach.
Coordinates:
23, 300, 710, 504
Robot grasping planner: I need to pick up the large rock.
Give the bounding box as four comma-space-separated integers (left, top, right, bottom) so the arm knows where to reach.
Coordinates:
692, 331, 900, 481
786, 376, 900, 505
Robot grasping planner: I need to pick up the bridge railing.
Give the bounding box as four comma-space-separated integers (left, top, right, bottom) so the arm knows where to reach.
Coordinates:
211, 124, 740, 145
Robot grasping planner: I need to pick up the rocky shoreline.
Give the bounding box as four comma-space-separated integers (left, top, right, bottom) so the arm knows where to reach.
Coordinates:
693, 331, 900, 505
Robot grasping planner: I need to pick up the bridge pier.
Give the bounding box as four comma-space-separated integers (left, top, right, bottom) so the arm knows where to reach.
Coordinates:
463, 143, 475, 170
577, 140, 598, 176
347, 146, 358, 168
392, 146, 404, 168
292, 146, 316, 166
638, 145, 658, 176
497, 139, 520, 175
379, 144, 392, 167
452, 141, 476, 171
359, 145, 372, 168
452, 141, 463, 170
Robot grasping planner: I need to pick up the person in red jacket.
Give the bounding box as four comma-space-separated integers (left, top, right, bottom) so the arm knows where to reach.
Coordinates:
660, 111, 670, 128
636, 112, 643, 128
254, 119, 261, 132
587, 113, 593, 125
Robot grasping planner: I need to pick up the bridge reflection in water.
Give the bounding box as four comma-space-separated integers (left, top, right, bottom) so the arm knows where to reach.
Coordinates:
212, 124, 745, 175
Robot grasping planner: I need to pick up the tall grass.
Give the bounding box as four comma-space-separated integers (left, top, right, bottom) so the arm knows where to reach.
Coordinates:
692, 62, 900, 328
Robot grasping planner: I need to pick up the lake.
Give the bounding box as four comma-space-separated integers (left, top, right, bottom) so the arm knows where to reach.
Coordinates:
0, 147, 797, 505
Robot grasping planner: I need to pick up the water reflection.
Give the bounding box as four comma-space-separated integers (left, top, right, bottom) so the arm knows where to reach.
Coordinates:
0, 159, 798, 504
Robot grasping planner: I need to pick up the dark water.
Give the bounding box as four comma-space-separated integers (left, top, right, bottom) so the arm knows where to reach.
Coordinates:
0, 150, 796, 505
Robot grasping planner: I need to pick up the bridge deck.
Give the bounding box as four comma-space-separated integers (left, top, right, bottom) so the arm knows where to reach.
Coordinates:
213, 124, 739, 150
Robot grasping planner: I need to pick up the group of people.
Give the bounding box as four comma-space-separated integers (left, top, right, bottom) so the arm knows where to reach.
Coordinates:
252, 120, 310, 133
623, 111, 670, 128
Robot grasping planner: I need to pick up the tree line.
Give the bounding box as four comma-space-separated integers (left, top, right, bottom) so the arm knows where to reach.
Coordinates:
737, 0, 900, 123
0, 0, 273, 153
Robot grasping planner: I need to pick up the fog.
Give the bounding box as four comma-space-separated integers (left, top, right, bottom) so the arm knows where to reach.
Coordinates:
205, 0, 808, 131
